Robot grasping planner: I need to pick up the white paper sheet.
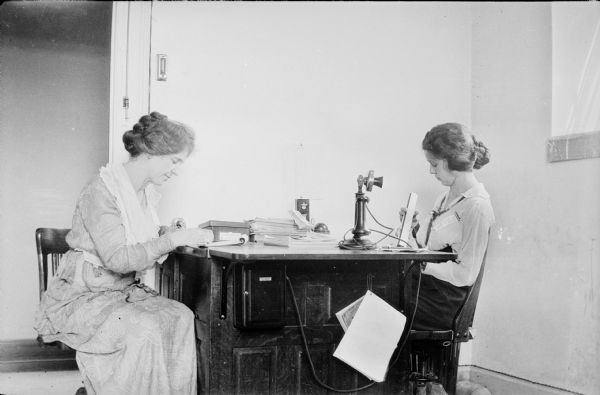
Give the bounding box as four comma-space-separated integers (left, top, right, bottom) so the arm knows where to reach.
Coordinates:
333, 290, 406, 382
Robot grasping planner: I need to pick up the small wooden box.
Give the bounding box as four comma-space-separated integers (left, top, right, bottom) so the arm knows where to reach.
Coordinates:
198, 220, 250, 242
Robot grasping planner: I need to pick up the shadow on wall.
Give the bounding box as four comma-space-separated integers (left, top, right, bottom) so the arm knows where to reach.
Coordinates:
0, 1, 112, 340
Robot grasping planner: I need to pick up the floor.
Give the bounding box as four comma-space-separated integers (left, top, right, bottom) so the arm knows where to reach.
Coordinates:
458, 366, 578, 395
0, 367, 578, 395
0, 370, 83, 395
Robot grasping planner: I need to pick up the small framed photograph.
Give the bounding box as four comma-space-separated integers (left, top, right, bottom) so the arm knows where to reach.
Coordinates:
295, 198, 310, 221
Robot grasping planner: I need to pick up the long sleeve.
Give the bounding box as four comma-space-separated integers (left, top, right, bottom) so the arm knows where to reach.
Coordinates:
78, 181, 174, 274
422, 199, 492, 287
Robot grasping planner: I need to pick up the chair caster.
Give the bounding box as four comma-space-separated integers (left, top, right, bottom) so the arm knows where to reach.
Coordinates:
409, 372, 439, 395
409, 373, 448, 395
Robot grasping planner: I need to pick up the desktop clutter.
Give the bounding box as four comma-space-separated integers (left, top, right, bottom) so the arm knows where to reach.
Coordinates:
173, 170, 420, 251
170, 204, 336, 249
189, 212, 338, 249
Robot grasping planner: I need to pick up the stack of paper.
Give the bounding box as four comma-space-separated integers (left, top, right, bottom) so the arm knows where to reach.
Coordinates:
250, 212, 338, 247
250, 217, 307, 236
262, 235, 291, 247
333, 291, 406, 382
290, 231, 339, 246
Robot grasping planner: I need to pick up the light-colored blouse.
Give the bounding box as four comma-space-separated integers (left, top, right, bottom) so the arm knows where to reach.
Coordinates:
418, 183, 495, 287
68, 170, 173, 275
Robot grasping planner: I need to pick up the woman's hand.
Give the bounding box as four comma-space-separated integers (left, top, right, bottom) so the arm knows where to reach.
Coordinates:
395, 208, 420, 247
399, 207, 420, 231
168, 228, 214, 247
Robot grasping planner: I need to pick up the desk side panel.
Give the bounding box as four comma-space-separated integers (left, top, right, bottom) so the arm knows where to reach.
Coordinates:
208, 257, 410, 394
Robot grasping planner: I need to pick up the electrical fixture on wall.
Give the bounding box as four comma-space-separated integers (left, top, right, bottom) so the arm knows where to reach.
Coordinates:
157, 54, 167, 81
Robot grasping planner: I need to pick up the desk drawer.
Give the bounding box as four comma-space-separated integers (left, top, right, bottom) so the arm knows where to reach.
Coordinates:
234, 262, 286, 330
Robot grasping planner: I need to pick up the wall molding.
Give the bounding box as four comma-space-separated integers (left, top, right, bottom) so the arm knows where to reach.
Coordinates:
547, 131, 600, 162
458, 365, 584, 395
0, 339, 77, 373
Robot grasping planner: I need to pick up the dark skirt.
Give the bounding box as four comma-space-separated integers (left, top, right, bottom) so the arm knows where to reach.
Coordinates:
408, 268, 469, 331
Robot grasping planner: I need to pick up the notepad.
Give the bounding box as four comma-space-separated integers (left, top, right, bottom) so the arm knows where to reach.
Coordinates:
333, 290, 406, 382
196, 235, 248, 248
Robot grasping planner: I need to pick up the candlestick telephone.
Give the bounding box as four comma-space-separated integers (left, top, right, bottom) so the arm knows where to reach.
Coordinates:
339, 170, 383, 250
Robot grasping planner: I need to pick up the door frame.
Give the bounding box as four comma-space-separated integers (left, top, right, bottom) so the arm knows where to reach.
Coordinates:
109, 2, 152, 164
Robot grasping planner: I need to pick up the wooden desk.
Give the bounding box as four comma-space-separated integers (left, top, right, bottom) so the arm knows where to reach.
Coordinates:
158, 244, 455, 395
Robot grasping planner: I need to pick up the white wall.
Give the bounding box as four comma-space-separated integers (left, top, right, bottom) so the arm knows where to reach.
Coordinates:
471, 4, 600, 394
138, 2, 472, 241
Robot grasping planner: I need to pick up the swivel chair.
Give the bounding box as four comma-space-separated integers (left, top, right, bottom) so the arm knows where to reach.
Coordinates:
408, 247, 489, 395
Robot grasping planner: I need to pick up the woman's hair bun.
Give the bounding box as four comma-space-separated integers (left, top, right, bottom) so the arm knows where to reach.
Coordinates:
122, 129, 141, 155
122, 111, 195, 157
472, 137, 490, 169
131, 123, 144, 134
135, 111, 168, 133
150, 112, 167, 121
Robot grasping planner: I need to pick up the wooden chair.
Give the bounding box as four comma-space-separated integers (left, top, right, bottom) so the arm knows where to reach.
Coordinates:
35, 228, 77, 355
36, 227, 71, 300
408, 247, 489, 395
0, 228, 77, 373
0, 228, 81, 373
34, 228, 84, 394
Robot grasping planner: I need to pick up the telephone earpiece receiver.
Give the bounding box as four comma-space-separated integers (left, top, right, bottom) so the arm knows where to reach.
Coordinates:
359, 170, 383, 193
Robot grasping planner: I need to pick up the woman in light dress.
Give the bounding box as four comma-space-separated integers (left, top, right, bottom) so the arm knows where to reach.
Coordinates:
35, 112, 213, 394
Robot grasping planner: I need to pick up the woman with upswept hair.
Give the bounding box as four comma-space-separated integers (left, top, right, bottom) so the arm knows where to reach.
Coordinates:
402, 122, 495, 330
35, 112, 213, 394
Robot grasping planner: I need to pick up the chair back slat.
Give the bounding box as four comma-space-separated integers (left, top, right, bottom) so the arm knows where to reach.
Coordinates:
36, 228, 71, 300
52, 254, 61, 274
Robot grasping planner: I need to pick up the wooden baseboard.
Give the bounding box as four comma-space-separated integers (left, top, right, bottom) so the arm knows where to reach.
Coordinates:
0, 339, 77, 372
458, 365, 583, 395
